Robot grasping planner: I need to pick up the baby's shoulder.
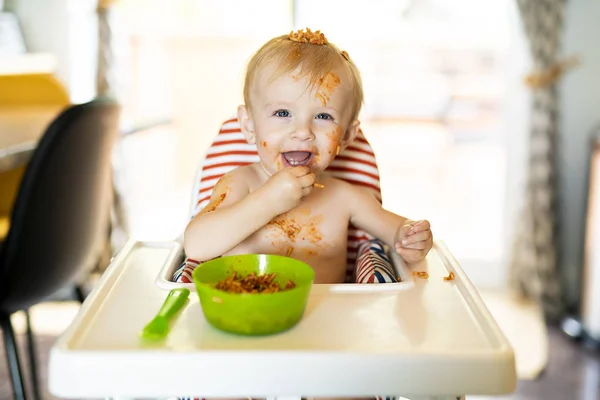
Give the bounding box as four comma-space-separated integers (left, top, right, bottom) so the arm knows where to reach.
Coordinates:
321, 174, 380, 203
208, 166, 256, 199
322, 175, 360, 194
219, 164, 256, 184
317, 176, 358, 205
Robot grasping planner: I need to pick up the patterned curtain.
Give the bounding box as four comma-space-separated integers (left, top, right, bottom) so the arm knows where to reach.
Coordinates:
96, 0, 117, 96
96, 0, 128, 266
509, 0, 568, 321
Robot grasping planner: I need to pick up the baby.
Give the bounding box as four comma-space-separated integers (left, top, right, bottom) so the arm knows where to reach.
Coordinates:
184, 28, 433, 284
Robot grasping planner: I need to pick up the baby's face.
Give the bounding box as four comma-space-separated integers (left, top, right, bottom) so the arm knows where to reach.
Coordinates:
248, 65, 356, 176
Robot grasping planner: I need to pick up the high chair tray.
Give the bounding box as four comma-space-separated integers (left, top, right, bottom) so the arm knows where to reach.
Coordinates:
49, 240, 516, 399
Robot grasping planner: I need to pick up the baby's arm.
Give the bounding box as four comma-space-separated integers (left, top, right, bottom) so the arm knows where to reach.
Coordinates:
184, 166, 316, 261
345, 184, 433, 263
184, 169, 273, 261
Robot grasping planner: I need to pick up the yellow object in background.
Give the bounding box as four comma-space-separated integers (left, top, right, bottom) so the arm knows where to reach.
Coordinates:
0, 167, 25, 242
0, 72, 70, 240
0, 167, 25, 213
0, 73, 70, 106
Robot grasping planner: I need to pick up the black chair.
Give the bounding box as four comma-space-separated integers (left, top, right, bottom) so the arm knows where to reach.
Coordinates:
0, 98, 121, 400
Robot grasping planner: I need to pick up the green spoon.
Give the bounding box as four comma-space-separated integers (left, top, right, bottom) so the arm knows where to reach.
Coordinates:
139, 288, 190, 341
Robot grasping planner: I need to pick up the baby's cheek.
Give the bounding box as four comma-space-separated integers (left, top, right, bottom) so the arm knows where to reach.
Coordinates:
258, 147, 281, 169
326, 126, 344, 141
326, 143, 336, 156
325, 140, 340, 157
325, 126, 344, 155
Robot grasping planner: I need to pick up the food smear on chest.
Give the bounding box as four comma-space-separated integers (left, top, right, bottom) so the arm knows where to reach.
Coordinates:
270, 218, 302, 240
268, 214, 325, 247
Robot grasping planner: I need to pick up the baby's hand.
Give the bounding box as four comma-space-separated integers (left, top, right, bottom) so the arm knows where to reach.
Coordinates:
394, 219, 433, 263
263, 166, 316, 215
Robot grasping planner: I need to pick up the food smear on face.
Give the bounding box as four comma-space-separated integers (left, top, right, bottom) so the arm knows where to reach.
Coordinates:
275, 158, 284, 171
315, 72, 340, 106
326, 126, 344, 156
326, 126, 344, 141
262, 141, 267, 148
312, 151, 321, 161
215, 271, 296, 293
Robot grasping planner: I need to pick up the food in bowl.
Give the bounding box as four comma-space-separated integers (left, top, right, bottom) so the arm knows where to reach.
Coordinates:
215, 271, 296, 293
192, 254, 315, 335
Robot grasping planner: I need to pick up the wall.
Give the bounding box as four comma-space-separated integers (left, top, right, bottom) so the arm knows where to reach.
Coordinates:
560, 0, 600, 308
5, 0, 98, 103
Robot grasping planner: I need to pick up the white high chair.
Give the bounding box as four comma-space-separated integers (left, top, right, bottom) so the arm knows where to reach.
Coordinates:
47, 118, 516, 400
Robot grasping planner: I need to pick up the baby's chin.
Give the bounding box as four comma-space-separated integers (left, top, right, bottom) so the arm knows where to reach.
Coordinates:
307, 156, 335, 175
310, 155, 335, 172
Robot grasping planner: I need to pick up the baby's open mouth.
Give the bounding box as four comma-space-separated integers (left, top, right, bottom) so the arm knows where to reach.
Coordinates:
282, 151, 313, 167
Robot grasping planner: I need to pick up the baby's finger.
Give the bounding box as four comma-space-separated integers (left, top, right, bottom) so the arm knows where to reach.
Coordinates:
301, 186, 313, 197
290, 166, 311, 177
395, 247, 425, 262
399, 230, 431, 246
409, 220, 430, 234
397, 222, 414, 240
298, 173, 316, 188
397, 240, 429, 250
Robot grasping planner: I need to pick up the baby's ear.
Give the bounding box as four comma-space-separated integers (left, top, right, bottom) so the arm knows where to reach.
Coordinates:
340, 119, 361, 151
237, 105, 256, 144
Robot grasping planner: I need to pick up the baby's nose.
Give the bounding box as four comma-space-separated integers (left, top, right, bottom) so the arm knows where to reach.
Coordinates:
291, 123, 315, 141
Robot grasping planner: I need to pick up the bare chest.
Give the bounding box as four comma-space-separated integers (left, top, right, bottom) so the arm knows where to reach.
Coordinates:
230, 195, 349, 257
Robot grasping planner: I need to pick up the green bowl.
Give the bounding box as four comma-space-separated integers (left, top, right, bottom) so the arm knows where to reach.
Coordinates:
192, 254, 315, 335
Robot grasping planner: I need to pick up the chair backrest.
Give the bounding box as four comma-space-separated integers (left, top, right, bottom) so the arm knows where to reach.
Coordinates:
0, 98, 121, 313
189, 117, 382, 280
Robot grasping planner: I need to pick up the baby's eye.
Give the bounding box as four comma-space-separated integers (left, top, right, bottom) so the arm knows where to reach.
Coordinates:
273, 109, 291, 118
315, 113, 333, 120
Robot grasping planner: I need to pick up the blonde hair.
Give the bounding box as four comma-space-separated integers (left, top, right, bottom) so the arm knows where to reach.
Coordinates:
243, 31, 364, 121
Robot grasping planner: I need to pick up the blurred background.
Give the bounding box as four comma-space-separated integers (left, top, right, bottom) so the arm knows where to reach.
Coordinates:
1, 0, 600, 399
11, 0, 523, 285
